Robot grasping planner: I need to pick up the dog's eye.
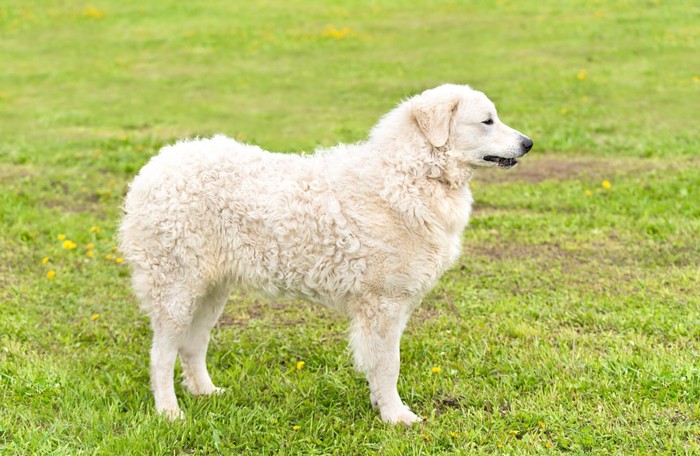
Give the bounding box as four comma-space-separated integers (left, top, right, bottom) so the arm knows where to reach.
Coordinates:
482, 119, 493, 125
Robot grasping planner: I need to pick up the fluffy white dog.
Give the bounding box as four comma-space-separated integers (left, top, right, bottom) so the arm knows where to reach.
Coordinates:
119, 84, 532, 424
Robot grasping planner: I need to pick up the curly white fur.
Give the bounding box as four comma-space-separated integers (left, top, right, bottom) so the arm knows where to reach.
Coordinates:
119, 84, 532, 424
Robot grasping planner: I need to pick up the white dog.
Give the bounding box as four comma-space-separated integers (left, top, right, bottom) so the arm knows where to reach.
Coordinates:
119, 84, 532, 424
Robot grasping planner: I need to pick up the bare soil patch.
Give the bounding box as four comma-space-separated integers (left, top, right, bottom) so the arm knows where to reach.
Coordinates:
474, 154, 654, 184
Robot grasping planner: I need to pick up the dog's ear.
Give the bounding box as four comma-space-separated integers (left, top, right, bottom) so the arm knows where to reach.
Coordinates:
411, 94, 459, 148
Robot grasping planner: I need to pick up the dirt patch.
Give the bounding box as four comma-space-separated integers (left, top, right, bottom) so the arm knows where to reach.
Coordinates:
218, 299, 330, 329
217, 299, 271, 328
463, 241, 576, 263
0, 164, 37, 183
473, 154, 656, 184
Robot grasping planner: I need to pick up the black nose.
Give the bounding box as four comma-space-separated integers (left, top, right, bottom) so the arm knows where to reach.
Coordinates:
521, 137, 533, 153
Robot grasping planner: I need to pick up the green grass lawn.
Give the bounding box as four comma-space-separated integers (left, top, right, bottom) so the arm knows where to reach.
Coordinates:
1, 0, 699, 453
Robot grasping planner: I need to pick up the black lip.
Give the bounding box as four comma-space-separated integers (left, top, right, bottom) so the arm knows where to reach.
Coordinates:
483, 156, 518, 168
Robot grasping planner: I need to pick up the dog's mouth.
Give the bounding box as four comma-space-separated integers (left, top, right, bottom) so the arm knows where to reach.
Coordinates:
483, 156, 518, 169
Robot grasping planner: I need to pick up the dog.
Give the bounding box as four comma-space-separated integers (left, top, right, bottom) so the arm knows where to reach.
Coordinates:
119, 84, 532, 424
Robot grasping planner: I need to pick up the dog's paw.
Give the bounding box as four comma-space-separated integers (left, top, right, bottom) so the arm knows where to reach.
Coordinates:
160, 407, 185, 421
183, 379, 224, 396
381, 406, 422, 425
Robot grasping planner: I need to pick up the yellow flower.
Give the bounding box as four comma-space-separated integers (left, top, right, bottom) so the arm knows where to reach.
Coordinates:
83, 5, 104, 19
577, 69, 587, 80
111, 246, 118, 252
90, 226, 101, 233
296, 361, 305, 370
450, 431, 459, 438
63, 240, 77, 250
57, 234, 66, 240
292, 425, 300, 431
115, 257, 124, 264
41, 257, 49, 265
105, 254, 113, 260
431, 366, 442, 373
584, 190, 593, 196
322, 26, 355, 40
86, 243, 95, 250
86, 251, 94, 258
46, 270, 56, 279
91, 313, 99, 321
601, 180, 612, 189
538, 421, 545, 429
546, 442, 552, 448
509, 430, 519, 436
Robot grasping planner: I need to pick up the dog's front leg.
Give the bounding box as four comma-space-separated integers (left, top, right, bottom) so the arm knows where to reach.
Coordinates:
349, 300, 421, 425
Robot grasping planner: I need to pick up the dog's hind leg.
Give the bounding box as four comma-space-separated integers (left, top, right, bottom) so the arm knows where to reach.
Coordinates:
148, 284, 201, 420
150, 318, 186, 420
179, 284, 229, 396
349, 298, 421, 425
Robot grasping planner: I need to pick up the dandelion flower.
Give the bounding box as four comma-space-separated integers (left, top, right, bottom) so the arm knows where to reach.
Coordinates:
42, 257, 49, 265
509, 430, 519, 436
450, 431, 459, 438
577, 69, 587, 80
86, 243, 95, 250
90, 226, 101, 233
111, 246, 118, 252
57, 234, 66, 240
538, 421, 545, 429
86, 251, 94, 258
115, 257, 124, 264
82, 5, 104, 19
63, 240, 77, 250
296, 361, 305, 370
46, 270, 56, 279
91, 313, 99, 321
105, 254, 113, 260
584, 190, 593, 196
601, 180, 611, 189
546, 442, 552, 448
322, 26, 355, 40
431, 366, 442, 373
292, 425, 300, 431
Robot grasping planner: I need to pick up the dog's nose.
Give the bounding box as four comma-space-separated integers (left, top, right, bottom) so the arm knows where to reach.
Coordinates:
521, 137, 533, 153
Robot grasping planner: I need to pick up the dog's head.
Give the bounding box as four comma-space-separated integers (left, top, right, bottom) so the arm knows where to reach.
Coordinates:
411, 84, 532, 169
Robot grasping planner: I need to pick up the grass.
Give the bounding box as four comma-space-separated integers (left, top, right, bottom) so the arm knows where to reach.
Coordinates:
1, 0, 699, 453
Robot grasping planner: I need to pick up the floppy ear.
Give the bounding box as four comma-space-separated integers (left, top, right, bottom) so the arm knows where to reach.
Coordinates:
412, 95, 459, 148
